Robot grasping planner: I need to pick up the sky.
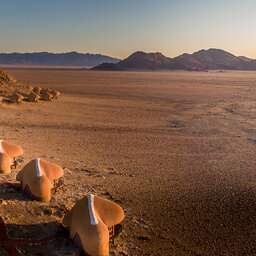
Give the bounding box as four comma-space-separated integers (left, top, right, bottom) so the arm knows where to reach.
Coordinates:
0, 0, 255, 59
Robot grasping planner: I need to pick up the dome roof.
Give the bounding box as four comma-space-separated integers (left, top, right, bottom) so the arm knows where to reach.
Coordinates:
0, 140, 23, 158
16, 158, 63, 202
0, 140, 23, 174
62, 194, 124, 256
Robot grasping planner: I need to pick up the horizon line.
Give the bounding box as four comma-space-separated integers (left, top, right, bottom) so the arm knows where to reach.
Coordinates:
0, 48, 254, 60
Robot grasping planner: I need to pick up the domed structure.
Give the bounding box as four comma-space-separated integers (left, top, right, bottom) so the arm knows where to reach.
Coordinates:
62, 194, 124, 256
16, 158, 63, 202
0, 140, 23, 174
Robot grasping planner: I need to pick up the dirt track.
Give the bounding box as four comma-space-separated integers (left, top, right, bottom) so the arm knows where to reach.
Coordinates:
0, 70, 255, 255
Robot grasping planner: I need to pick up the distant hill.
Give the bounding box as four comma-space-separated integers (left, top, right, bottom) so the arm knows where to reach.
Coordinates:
174, 48, 249, 70
238, 56, 254, 62
113, 51, 186, 70
92, 48, 256, 71
93, 51, 189, 71
0, 52, 120, 67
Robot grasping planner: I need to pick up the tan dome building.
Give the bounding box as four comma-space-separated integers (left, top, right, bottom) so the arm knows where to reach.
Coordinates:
0, 140, 23, 174
62, 194, 124, 256
16, 158, 63, 202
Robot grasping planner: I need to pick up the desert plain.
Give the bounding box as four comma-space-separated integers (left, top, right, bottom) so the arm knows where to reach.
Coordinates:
0, 69, 255, 255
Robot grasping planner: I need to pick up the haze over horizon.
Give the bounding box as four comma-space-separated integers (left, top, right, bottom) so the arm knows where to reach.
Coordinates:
1, 0, 255, 59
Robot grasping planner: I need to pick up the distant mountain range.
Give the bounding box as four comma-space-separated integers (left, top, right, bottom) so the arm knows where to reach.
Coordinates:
0, 52, 120, 67
1, 49, 256, 71
93, 48, 256, 71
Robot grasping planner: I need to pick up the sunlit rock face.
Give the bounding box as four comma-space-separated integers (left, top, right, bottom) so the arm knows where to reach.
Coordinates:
0, 69, 29, 96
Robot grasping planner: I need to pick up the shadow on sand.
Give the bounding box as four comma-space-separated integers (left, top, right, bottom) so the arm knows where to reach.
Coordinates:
0, 182, 28, 202
0, 219, 83, 256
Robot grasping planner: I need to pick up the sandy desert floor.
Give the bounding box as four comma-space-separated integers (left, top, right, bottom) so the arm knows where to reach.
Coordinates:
0, 70, 255, 256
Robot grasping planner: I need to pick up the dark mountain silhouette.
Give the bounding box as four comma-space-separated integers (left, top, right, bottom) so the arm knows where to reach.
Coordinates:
173, 49, 248, 70
0, 52, 120, 67
93, 48, 256, 71
238, 56, 254, 62
247, 60, 256, 70
114, 51, 186, 70
93, 51, 189, 71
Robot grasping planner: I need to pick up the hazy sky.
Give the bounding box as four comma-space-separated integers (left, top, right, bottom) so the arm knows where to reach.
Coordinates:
0, 0, 255, 59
